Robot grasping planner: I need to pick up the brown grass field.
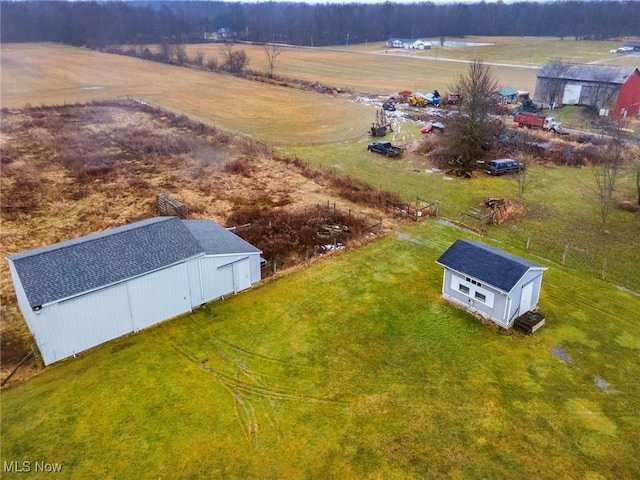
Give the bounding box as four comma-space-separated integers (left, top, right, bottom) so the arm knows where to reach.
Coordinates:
0, 44, 373, 145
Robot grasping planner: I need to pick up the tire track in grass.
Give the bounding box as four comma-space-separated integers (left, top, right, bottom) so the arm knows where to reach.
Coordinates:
171, 344, 259, 446
172, 341, 347, 448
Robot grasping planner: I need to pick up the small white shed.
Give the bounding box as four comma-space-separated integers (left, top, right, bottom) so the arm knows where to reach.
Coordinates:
436, 240, 546, 329
6, 217, 262, 365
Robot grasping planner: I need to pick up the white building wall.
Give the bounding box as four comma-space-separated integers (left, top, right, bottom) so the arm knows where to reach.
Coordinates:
127, 263, 192, 331
34, 283, 133, 365
443, 270, 509, 326
506, 269, 545, 325
196, 253, 261, 305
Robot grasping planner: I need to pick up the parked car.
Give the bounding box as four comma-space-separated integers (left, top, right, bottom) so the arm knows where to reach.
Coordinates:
484, 158, 526, 175
421, 122, 445, 133
367, 141, 403, 157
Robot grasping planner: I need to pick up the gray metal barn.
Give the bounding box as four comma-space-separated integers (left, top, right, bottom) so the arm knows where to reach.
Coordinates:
533, 61, 640, 118
436, 240, 546, 329
6, 217, 262, 365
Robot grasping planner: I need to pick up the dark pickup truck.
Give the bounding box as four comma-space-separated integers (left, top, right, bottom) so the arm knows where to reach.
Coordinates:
367, 141, 403, 157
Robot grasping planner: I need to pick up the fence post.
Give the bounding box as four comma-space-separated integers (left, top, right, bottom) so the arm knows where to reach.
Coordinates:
601, 258, 607, 280
562, 245, 569, 266
526, 235, 531, 251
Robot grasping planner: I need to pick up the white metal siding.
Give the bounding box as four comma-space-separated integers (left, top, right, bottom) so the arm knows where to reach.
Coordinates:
9, 252, 261, 365
443, 270, 508, 324
127, 263, 191, 331
34, 283, 133, 365
233, 259, 251, 292
506, 270, 545, 325
200, 257, 235, 301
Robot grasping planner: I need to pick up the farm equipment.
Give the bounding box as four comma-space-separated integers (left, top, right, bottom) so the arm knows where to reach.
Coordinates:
407, 94, 427, 107
443, 93, 463, 106
514, 112, 561, 133
370, 108, 392, 137
408, 90, 441, 108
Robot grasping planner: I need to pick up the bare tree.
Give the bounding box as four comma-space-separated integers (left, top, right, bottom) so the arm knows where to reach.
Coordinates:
174, 44, 189, 65
159, 41, 175, 63
206, 58, 218, 72
514, 156, 535, 201
445, 60, 499, 176
263, 43, 283, 78
593, 121, 627, 230
194, 50, 205, 70
221, 42, 248, 75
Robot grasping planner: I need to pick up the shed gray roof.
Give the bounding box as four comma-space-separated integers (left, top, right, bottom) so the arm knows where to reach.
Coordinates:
183, 220, 261, 255
537, 62, 638, 85
436, 240, 545, 292
7, 217, 258, 308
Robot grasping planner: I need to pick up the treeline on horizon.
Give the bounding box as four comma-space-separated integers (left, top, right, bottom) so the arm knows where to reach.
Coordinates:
1, 1, 639, 47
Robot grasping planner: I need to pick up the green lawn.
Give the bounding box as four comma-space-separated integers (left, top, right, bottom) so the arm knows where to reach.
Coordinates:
2, 220, 639, 478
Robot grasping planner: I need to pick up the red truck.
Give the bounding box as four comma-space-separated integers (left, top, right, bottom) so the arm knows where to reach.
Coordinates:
513, 112, 562, 133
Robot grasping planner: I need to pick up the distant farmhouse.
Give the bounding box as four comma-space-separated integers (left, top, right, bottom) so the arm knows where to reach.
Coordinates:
534, 61, 640, 118
386, 38, 431, 50
6, 217, 262, 365
436, 240, 546, 330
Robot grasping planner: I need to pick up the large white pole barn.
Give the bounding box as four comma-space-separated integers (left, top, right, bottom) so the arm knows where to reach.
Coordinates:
6, 217, 262, 365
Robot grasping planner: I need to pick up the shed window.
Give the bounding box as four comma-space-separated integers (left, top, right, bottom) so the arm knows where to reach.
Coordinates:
459, 284, 470, 294
475, 292, 487, 303
466, 277, 482, 287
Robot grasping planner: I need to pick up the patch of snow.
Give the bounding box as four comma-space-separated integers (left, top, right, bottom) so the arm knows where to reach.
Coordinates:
593, 375, 620, 394
551, 345, 571, 365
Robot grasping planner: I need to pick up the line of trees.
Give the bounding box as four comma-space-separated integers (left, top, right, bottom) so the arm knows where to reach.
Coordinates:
2, 1, 640, 48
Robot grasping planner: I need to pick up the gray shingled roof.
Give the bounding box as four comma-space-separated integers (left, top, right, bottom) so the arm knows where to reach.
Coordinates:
182, 220, 262, 255
537, 62, 638, 85
7, 217, 204, 308
436, 240, 545, 292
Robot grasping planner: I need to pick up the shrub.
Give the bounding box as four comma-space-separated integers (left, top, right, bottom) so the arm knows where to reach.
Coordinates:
223, 158, 254, 177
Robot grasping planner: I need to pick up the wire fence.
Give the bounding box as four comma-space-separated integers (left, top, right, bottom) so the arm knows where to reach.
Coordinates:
433, 201, 639, 293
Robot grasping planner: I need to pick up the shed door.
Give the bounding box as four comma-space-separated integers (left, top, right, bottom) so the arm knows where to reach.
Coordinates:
233, 259, 251, 293
519, 281, 535, 315
563, 84, 582, 105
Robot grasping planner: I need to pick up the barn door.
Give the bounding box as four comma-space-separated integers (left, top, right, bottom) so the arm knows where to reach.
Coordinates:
519, 281, 534, 316
233, 259, 251, 293
563, 84, 582, 105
